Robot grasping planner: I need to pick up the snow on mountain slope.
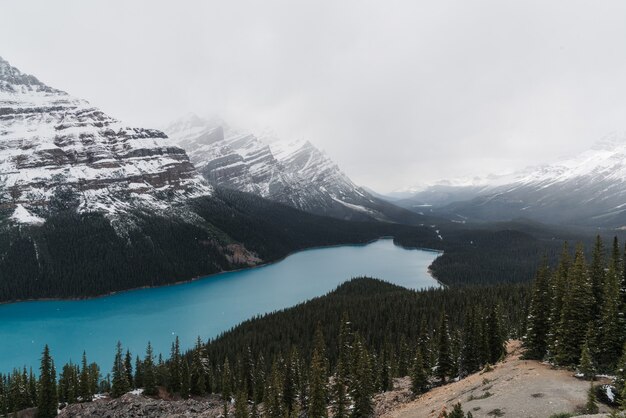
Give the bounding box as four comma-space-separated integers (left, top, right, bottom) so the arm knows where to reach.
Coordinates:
165, 115, 427, 224
0, 57, 210, 224
399, 133, 626, 228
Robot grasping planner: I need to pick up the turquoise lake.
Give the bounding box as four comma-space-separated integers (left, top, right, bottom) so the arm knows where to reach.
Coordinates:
0, 239, 440, 374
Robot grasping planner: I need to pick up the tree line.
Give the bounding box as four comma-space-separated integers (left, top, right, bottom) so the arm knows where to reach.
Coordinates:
524, 236, 626, 407
3, 278, 518, 417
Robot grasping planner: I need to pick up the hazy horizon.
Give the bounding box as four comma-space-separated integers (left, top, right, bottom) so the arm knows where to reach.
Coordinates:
3, 0, 626, 193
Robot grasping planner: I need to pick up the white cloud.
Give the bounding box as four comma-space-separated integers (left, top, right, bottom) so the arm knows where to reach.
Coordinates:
3, 0, 626, 192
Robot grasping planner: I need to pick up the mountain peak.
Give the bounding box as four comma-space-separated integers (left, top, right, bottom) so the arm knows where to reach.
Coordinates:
0, 56, 61, 94
0, 58, 211, 224
590, 131, 626, 151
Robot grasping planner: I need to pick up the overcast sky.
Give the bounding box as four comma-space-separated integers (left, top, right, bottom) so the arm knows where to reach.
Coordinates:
3, 1, 626, 192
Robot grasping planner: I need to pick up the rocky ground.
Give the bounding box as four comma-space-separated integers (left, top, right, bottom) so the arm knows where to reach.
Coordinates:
58, 394, 225, 418
382, 341, 612, 418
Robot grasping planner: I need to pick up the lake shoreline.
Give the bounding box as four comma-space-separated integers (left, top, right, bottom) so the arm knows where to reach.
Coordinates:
0, 236, 442, 307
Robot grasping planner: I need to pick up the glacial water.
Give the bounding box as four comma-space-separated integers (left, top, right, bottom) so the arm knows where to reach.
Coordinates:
0, 239, 440, 373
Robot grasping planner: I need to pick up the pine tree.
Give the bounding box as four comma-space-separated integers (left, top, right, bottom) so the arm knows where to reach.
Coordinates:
37, 345, 58, 418
350, 333, 373, 418
460, 308, 481, 375
524, 260, 551, 359
411, 347, 429, 395
234, 388, 249, 418
191, 337, 206, 396
222, 358, 233, 404
615, 343, 626, 394
590, 235, 606, 319
254, 355, 265, 404
445, 402, 466, 418
487, 304, 506, 364
283, 349, 297, 413
337, 312, 353, 381
585, 383, 599, 414
437, 313, 454, 382
547, 243, 571, 358
331, 357, 348, 418
308, 325, 328, 418
264, 359, 285, 418
556, 246, 594, 366
598, 256, 622, 371
180, 359, 191, 399
134, 356, 144, 389
143, 342, 157, 396
578, 339, 595, 381
125, 350, 134, 389
111, 341, 130, 398
168, 337, 182, 394
78, 352, 91, 402
88, 363, 100, 396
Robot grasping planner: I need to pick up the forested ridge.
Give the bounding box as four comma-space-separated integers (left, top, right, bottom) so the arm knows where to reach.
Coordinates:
0, 185, 587, 302
0, 189, 438, 302
524, 236, 626, 396
0, 278, 523, 417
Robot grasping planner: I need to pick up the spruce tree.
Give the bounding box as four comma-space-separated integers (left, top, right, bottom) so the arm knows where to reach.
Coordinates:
487, 304, 506, 364
556, 246, 594, 366
410, 347, 428, 395
111, 341, 130, 398
191, 337, 206, 396
180, 359, 191, 399
436, 313, 454, 382
585, 383, 599, 414
578, 339, 595, 381
79, 352, 91, 402
598, 257, 622, 371
446, 402, 466, 418
547, 243, 571, 358
331, 357, 348, 418
37, 345, 58, 418
134, 356, 144, 389
524, 260, 551, 359
283, 349, 297, 413
460, 308, 481, 375
234, 388, 249, 418
168, 337, 182, 394
124, 350, 134, 389
590, 235, 606, 318
222, 358, 233, 404
350, 333, 373, 418
337, 312, 353, 381
143, 342, 157, 396
264, 359, 285, 418
615, 343, 626, 395
308, 325, 328, 418
253, 355, 265, 404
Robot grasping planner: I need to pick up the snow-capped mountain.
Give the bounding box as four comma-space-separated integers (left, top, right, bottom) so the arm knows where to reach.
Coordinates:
0, 57, 210, 224
399, 133, 626, 228
165, 115, 426, 223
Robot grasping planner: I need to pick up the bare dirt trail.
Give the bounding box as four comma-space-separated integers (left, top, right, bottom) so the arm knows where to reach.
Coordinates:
380, 341, 612, 418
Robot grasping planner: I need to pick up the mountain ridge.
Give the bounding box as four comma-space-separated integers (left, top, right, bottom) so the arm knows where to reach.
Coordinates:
164, 114, 432, 225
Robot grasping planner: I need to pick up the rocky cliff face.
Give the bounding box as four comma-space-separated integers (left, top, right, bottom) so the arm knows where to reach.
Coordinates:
165, 115, 426, 224
0, 57, 210, 224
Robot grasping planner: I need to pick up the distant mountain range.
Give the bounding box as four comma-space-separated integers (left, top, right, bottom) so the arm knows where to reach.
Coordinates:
164, 114, 428, 225
394, 133, 626, 228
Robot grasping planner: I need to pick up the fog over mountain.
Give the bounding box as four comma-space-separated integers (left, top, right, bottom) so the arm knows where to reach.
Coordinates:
3, 0, 626, 192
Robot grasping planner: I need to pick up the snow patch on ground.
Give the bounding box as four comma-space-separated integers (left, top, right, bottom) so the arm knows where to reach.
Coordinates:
10, 204, 44, 225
